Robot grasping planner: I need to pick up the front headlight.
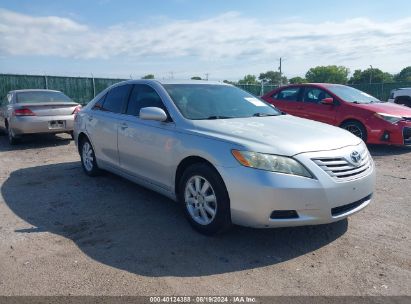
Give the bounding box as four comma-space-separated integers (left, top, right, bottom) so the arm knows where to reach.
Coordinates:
231, 150, 313, 178
375, 113, 403, 124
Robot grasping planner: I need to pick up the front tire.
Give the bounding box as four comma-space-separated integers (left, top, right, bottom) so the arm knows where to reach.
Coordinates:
80, 138, 100, 176
340, 120, 367, 142
179, 163, 232, 235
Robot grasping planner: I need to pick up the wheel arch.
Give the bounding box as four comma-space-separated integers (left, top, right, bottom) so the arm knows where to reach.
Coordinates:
338, 118, 366, 128
394, 95, 411, 106
174, 156, 225, 198
77, 132, 91, 154
339, 118, 368, 141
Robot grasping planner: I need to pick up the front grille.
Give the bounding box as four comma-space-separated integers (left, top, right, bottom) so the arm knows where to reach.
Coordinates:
404, 127, 411, 145
331, 194, 372, 217
312, 149, 372, 181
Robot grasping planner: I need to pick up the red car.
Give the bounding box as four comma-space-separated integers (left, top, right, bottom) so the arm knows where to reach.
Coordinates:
262, 83, 411, 146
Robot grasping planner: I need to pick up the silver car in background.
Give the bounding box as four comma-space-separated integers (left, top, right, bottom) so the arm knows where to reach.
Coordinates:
74, 80, 375, 235
0, 89, 81, 144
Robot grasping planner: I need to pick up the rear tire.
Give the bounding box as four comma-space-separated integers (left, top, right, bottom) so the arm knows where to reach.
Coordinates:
340, 120, 367, 142
79, 137, 100, 176
6, 123, 19, 145
178, 163, 232, 235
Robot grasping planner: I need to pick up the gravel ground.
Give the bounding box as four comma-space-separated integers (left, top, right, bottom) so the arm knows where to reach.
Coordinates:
0, 133, 410, 296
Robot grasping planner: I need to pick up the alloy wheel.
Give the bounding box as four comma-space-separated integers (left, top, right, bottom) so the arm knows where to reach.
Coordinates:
184, 175, 217, 225
82, 141, 94, 172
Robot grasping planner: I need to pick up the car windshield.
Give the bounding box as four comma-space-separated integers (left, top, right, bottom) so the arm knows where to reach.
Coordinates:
327, 85, 380, 104
16, 91, 73, 103
163, 84, 281, 120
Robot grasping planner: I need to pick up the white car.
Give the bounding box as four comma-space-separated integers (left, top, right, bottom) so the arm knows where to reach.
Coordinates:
388, 88, 411, 107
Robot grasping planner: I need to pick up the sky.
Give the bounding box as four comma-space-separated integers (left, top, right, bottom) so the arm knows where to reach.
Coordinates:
0, 0, 411, 81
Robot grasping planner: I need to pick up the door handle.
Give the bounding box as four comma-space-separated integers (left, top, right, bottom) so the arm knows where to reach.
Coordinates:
88, 116, 94, 121
120, 123, 128, 130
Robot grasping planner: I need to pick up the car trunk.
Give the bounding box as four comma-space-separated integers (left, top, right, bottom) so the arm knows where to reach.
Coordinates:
15, 102, 78, 116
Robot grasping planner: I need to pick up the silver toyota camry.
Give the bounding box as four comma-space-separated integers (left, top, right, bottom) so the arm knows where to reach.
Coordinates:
0, 89, 81, 144
74, 80, 375, 235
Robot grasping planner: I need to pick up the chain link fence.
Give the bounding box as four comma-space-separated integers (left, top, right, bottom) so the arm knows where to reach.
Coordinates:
1, 74, 411, 104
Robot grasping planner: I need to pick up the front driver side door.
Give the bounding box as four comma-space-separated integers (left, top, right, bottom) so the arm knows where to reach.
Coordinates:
300, 86, 338, 125
117, 84, 177, 191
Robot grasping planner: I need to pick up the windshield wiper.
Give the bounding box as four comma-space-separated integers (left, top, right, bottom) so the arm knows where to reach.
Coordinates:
252, 113, 279, 117
204, 115, 234, 120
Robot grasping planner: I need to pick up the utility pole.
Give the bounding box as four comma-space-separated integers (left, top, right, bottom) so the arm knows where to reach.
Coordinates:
205, 73, 209, 81
369, 65, 373, 84
278, 57, 282, 86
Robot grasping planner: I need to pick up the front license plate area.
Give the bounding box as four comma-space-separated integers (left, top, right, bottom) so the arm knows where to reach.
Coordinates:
48, 120, 65, 129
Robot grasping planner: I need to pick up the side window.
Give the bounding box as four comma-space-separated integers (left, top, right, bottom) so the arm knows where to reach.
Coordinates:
126, 84, 166, 117
303, 88, 332, 104
274, 87, 300, 101
7, 94, 12, 103
1, 94, 11, 106
92, 93, 107, 110
101, 84, 131, 113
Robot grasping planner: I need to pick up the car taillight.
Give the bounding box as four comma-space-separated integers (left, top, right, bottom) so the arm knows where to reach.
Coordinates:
13, 108, 36, 116
72, 105, 82, 115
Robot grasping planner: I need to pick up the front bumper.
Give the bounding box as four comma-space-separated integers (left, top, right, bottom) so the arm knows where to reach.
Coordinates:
367, 121, 411, 146
217, 144, 376, 228
10, 115, 75, 135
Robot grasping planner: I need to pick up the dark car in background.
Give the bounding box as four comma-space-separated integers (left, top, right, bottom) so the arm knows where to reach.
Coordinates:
0, 89, 81, 144
262, 84, 411, 146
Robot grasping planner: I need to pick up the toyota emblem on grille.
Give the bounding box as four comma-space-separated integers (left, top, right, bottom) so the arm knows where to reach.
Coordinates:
350, 151, 361, 164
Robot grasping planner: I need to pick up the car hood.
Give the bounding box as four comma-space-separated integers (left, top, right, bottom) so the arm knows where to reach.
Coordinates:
355, 102, 411, 117
190, 115, 362, 156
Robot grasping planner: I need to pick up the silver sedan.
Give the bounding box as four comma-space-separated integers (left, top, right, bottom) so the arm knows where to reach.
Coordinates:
74, 80, 375, 235
0, 89, 81, 144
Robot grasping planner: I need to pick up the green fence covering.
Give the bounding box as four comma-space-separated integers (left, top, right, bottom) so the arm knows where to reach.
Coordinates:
1, 74, 411, 104
0, 74, 126, 105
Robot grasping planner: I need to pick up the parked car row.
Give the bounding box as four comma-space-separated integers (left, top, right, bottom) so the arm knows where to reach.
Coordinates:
3, 81, 410, 234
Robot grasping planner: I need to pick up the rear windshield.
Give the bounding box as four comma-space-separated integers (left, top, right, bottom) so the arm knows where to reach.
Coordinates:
16, 91, 73, 103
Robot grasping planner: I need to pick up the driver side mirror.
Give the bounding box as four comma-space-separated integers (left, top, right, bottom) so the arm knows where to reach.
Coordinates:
320, 97, 334, 105
139, 107, 168, 122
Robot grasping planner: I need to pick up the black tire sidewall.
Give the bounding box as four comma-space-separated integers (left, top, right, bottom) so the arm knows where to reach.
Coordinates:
341, 121, 367, 142
79, 138, 100, 176
178, 163, 231, 235
6, 124, 17, 145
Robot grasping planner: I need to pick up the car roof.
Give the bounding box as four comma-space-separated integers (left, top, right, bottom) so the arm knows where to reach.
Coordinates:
117, 79, 230, 86
285, 83, 344, 87
9, 89, 62, 93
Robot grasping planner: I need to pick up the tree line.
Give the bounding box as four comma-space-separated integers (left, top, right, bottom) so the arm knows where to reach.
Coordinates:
234, 65, 411, 85
140, 65, 411, 85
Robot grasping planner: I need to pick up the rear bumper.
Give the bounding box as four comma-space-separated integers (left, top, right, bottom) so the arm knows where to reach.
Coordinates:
10, 115, 75, 135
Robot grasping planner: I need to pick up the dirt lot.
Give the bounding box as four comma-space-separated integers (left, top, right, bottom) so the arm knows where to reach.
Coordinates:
0, 134, 410, 296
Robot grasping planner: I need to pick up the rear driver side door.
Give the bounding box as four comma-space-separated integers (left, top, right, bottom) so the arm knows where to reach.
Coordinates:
86, 84, 131, 168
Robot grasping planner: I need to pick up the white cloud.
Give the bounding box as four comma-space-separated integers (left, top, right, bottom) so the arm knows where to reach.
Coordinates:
0, 8, 410, 77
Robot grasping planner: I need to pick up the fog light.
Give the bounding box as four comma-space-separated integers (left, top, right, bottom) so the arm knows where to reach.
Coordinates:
381, 131, 390, 141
